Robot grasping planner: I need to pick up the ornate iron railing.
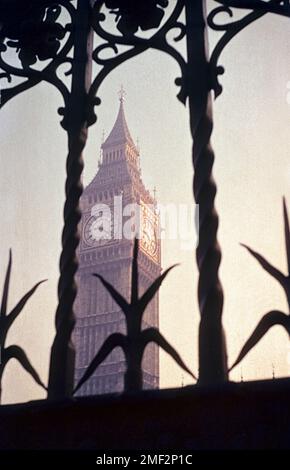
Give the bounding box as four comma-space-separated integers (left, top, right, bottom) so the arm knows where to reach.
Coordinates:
0, 0, 290, 401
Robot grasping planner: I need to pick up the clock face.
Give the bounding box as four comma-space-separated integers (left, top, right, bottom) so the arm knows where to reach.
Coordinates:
140, 201, 159, 261
83, 214, 112, 246
142, 216, 158, 257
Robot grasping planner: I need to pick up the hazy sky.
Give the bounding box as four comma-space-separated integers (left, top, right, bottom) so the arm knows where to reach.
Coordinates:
0, 1, 290, 403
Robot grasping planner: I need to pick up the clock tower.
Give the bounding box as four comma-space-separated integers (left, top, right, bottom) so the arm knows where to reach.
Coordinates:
74, 92, 161, 395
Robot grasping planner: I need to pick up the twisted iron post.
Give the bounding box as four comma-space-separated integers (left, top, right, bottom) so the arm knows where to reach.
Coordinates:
185, 0, 228, 384
48, 0, 94, 399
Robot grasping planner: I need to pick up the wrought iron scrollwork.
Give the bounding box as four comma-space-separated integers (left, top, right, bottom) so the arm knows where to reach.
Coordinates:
2, 0, 290, 401
1, 2, 64, 66
0, 0, 189, 120
208, 0, 290, 97
216, 0, 290, 17
86, 0, 187, 127
0, 0, 191, 400
0, 0, 75, 128
208, 6, 266, 97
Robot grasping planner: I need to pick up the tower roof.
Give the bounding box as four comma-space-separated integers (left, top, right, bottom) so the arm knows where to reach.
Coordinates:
102, 94, 136, 149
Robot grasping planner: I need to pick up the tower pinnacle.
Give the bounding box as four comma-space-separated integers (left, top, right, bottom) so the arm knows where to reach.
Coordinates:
102, 89, 135, 149
118, 84, 126, 103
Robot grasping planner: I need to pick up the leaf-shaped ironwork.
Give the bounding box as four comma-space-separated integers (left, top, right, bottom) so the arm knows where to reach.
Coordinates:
0, 1, 65, 67
74, 333, 128, 393
138, 265, 177, 320
230, 198, 290, 371
0, 0, 76, 126
0, 249, 12, 318
0, 345, 46, 391
0, 250, 47, 401
229, 311, 290, 372
74, 238, 196, 394
104, 0, 169, 35
141, 327, 193, 379
240, 244, 286, 288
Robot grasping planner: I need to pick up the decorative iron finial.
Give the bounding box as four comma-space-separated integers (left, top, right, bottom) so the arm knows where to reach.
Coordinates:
229, 198, 290, 374
118, 84, 126, 103
74, 239, 195, 394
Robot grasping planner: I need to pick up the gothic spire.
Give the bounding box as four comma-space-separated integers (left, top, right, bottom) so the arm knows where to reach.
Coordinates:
102, 88, 136, 149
